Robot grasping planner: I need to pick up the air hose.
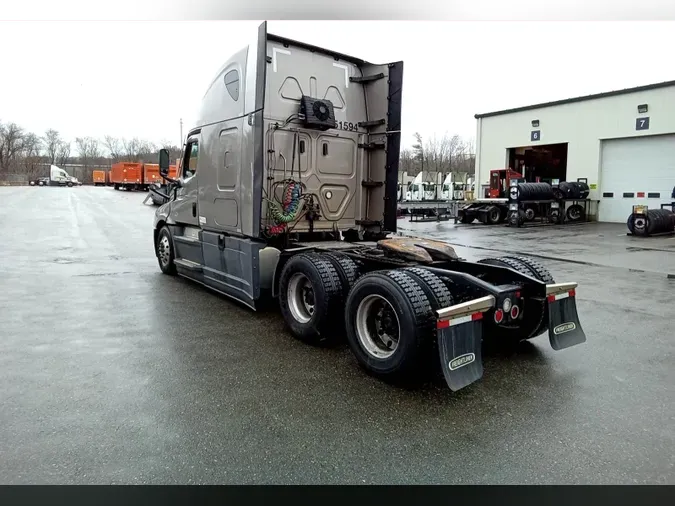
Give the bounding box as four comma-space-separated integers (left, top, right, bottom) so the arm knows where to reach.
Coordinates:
267, 180, 301, 235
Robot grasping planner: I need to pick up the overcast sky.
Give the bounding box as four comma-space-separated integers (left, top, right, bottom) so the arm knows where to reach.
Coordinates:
1, 21, 674, 151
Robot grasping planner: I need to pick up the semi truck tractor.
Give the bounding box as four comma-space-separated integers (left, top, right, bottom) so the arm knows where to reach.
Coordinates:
31, 165, 81, 186
152, 22, 587, 392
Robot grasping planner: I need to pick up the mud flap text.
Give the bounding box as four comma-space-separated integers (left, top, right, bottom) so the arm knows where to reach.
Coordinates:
547, 289, 586, 350
437, 315, 484, 391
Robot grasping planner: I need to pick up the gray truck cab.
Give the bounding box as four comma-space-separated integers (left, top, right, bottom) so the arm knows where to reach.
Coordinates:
154, 21, 403, 310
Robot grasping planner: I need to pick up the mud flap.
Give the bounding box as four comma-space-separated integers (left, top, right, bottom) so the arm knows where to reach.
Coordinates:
546, 283, 586, 350
436, 295, 495, 391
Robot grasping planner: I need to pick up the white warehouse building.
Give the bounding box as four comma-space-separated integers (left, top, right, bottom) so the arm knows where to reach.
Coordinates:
474, 80, 675, 222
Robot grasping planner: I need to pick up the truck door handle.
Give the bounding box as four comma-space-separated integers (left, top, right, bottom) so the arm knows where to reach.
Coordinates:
192, 202, 197, 217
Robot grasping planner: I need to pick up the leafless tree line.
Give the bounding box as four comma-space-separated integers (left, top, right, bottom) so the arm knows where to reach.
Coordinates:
400, 132, 476, 181
0, 119, 182, 184
2, 120, 476, 185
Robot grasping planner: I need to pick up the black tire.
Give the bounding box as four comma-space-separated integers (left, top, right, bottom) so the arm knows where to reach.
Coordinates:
576, 182, 590, 199
548, 207, 562, 224
67, 182, 73, 187
627, 215, 636, 234
516, 182, 555, 201
498, 255, 555, 339
486, 206, 501, 225
345, 270, 435, 380
460, 213, 474, 224
156, 226, 177, 275
114, 184, 119, 190
278, 253, 344, 345
566, 204, 585, 222
524, 206, 537, 221
503, 255, 555, 284
402, 267, 454, 310
320, 251, 363, 297
632, 214, 649, 236
477, 257, 545, 342
558, 181, 572, 199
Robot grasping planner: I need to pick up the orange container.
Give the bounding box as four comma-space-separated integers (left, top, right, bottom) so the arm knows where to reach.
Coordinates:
92, 170, 106, 184
143, 163, 178, 184
110, 162, 143, 185
143, 164, 163, 185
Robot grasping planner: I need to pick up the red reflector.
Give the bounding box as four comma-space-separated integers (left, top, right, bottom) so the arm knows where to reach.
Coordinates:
569, 289, 576, 297
547, 295, 555, 303
437, 319, 450, 329
637, 192, 645, 198
511, 305, 520, 319
494, 309, 504, 323
472, 312, 483, 321
515, 291, 521, 298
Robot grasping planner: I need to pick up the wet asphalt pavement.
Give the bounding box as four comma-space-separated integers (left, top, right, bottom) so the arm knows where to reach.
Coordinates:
1, 186, 674, 484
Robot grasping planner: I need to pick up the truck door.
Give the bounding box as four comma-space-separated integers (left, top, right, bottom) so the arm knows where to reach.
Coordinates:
173, 134, 201, 227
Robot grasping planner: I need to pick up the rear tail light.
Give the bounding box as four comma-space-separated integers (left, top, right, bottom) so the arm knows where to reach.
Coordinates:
510, 305, 520, 319
494, 309, 504, 324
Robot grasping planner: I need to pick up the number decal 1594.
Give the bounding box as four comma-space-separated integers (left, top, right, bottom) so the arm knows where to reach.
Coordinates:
338, 121, 358, 132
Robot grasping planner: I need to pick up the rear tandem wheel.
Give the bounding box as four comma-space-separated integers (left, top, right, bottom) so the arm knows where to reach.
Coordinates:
344, 270, 438, 382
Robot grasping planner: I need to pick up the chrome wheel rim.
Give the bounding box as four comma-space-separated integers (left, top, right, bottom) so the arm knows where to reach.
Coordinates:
355, 294, 401, 359
158, 236, 171, 267
287, 273, 315, 324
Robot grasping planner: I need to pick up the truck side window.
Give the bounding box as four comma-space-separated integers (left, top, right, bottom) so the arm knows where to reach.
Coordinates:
183, 141, 199, 179
224, 70, 239, 101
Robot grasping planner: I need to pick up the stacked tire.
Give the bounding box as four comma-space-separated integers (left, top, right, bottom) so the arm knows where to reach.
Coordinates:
627, 209, 675, 236
557, 181, 590, 200
513, 182, 555, 201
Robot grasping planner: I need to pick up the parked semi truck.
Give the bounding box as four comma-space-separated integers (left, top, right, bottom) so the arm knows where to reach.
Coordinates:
30, 165, 81, 187
152, 22, 587, 392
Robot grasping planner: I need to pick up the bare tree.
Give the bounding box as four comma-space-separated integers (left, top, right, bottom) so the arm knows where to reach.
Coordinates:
56, 141, 71, 167
0, 121, 26, 171
103, 135, 123, 162
122, 137, 141, 161
43, 129, 61, 165
20, 133, 43, 178
75, 137, 102, 183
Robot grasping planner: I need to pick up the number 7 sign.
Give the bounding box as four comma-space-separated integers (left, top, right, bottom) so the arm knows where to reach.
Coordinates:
636, 117, 650, 131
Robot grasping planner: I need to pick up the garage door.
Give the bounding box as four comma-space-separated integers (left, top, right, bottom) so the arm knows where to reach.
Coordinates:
599, 134, 675, 223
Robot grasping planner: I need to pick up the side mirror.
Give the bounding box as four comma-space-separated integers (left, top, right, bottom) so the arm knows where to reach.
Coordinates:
159, 149, 170, 177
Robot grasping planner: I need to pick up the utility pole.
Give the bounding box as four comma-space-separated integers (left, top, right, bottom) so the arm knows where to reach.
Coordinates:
179, 118, 183, 146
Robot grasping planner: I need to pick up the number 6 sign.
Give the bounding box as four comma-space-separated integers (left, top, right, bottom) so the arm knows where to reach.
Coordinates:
531, 130, 541, 142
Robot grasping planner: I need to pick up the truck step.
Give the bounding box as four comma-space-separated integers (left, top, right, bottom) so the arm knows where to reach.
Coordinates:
362, 180, 384, 188
358, 142, 385, 151
174, 258, 203, 272
349, 73, 385, 84
358, 119, 386, 129
356, 219, 381, 227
